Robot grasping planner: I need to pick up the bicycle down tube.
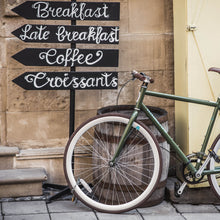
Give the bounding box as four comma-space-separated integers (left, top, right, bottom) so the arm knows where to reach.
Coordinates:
110, 84, 147, 165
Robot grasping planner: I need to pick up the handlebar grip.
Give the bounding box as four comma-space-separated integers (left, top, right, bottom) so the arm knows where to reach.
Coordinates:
149, 78, 154, 83
132, 70, 154, 83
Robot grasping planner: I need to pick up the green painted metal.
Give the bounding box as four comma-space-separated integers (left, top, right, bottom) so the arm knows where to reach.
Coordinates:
203, 168, 220, 175
136, 84, 148, 109
110, 110, 139, 164
146, 91, 219, 107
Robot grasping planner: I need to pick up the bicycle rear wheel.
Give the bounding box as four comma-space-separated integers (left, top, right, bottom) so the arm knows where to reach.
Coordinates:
208, 134, 220, 198
64, 114, 162, 213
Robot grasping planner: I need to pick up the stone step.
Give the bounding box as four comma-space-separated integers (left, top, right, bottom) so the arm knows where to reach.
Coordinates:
0, 168, 47, 198
16, 147, 66, 185
0, 146, 19, 169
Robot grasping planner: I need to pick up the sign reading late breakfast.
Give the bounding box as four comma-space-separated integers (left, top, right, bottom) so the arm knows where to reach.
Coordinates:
12, 0, 120, 90
12, 24, 119, 44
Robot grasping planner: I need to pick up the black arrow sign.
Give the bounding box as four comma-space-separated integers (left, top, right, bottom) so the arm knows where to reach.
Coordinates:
13, 71, 118, 90
12, 24, 119, 44
12, 1, 120, 20
12, 48, 119, 67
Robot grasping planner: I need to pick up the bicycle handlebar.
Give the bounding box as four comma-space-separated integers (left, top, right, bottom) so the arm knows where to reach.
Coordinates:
131, 70, 154, 83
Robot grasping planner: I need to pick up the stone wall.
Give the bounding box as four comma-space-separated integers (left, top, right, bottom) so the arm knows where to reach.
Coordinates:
0, 0, 174, 184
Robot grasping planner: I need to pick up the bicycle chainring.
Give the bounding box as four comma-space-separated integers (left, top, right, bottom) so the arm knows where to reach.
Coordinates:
182, 159, 204, 184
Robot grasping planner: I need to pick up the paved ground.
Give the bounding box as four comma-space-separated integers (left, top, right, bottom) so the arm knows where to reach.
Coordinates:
1, 199, 220, 220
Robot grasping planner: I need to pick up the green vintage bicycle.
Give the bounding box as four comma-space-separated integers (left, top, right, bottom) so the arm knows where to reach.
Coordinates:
63, 69, 220, 213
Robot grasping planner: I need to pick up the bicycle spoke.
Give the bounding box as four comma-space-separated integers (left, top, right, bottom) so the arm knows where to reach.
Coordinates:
116, 164, 145, 193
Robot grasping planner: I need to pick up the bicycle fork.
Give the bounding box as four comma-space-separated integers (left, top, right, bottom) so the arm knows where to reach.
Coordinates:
110, 83, 148, 166
109, 109, 139, 166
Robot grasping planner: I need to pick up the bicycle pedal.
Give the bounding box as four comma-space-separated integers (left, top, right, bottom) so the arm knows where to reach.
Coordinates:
72, 195, 79, 203
72, 196, 75, 202
174, 182, 181, 197
209, 149, 220, 163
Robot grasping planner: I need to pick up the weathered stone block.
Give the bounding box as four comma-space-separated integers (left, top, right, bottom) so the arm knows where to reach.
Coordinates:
151, 70, 174, 95
0, 146, 19, 169
118, 71, 134, 84
0, 0, 4, 19
0, 156, 15, 169
129, 0, 165, 34
0, 182, 43, 197
0, 168, 47, 197
0, 112, 6, 145
164, 0, 173, 33
165, 34, 174, 70
0, 69, 4, 111
16, 147, 67, 185
119, 34, 166, 71
75, 90, 101, 111
101, 82, 134, 106
6, 111, 69, 149
0, 20, 5, 38
0, 39, 6, 68
75, 109, 97, 128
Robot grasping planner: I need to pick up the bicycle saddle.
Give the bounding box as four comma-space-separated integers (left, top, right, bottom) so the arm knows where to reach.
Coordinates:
208, 67, 220, 74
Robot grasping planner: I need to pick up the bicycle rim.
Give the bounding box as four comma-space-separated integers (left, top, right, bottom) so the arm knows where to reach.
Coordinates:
64, 114, 162, 213
208, 134, 220, 198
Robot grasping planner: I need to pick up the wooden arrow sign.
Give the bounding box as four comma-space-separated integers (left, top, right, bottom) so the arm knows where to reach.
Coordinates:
12, 1, 120, 20
13, 71, 118, 90
12, 24, 119, 44
12, 48, 119, 67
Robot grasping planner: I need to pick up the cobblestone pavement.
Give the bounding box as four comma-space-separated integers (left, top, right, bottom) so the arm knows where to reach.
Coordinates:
1, 199, 220, 220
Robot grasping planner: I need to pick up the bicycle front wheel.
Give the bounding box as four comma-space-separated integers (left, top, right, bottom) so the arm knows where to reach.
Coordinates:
208, 134, 220, 198
64, 114, 162, 213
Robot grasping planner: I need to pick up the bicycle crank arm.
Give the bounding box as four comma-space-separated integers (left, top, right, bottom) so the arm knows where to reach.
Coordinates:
176, 181, 187, 196
195, 154, 211, 178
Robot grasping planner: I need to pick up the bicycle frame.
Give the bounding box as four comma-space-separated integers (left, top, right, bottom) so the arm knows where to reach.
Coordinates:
111, 82, 220, 176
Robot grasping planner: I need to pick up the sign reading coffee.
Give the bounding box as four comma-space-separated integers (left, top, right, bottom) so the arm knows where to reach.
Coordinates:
12, 0, 120, 90
13, 48, 119, 67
